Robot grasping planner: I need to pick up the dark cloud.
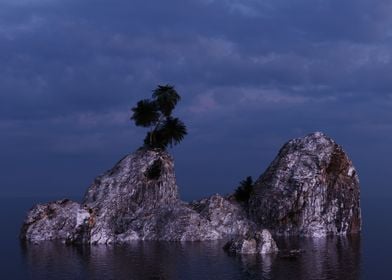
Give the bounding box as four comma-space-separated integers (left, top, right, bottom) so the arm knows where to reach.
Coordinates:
0, 0, 391, 199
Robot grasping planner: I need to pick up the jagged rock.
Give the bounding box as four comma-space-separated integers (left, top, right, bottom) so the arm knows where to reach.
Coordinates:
82, 149, 221, 243
21, 131, 361, 245
249, 132, 361, 237
224, 229, 279, 255
119, 204, 221, 242
190, 194, 256, 236
20, 199, 90, 244
21, 149, 221, 243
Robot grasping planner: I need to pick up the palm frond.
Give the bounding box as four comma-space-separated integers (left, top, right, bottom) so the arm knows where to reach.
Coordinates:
159, 117, 187, 147
131, 99, 159, 127
153, 84, 181, 116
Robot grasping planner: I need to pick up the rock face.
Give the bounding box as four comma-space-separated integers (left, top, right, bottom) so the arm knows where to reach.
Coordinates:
224, 229, 279, 255
21, 149, 224, 243
21, 131, 361, 248
20, 199, 90, 243
249, 132, 361, 237
190, 194, 256, 236
80, 149, 221, 243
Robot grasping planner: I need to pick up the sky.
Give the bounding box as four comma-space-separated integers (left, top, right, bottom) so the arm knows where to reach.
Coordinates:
1, 0, 392, 201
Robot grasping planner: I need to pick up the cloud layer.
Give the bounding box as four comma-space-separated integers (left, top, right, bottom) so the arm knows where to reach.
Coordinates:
1, 0, 391, 199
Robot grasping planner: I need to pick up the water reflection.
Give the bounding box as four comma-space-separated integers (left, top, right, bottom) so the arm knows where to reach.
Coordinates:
271, 235, 361, 280
21, 236, 361, 280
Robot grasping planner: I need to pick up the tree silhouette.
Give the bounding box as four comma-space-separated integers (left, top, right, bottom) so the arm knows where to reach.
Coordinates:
131, 84, 187, 150
234, 176, 254, 202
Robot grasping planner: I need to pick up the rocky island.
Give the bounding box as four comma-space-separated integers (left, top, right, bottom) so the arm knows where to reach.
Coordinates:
20, 86, 361, 255
20, 132, 361, 255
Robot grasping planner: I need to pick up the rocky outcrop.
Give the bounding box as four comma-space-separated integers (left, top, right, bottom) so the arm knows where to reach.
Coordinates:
20, 199, 90, 243
190, 194, 256, 236
81, 149, 221, 243
224, 229, 279, 255
249, 132, 361, 237
21, 131, 361, 248
21, 149, 222, 243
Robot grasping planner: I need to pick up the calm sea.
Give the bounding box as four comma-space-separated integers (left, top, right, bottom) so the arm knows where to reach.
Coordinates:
0, 195, 389, 280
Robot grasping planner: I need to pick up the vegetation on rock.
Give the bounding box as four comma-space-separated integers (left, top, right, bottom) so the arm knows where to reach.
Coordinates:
234, 176, 254, 203
131, 85, 187, 149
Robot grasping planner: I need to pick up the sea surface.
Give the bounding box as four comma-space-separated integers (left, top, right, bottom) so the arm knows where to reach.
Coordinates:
0, 195, 389, 280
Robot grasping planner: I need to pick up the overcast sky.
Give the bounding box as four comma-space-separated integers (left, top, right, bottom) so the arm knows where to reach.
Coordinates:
1, 0, 391, 200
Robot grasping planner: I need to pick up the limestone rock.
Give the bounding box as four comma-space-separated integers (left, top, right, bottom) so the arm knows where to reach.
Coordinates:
249, 132, 361, 237
224, 229, 279, 255
121, 204, 221, 242
21, 149, 221, 243
21, 131, 361, 245
20, 199, 90, 244
190, 194, 256, 236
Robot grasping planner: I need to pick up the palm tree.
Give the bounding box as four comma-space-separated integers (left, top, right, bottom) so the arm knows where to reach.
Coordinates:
131, 85, 187, 150
160, 117, 187, 148
130, 99, 159, 127
152, 85, 181, 117
234, 176, 254, 202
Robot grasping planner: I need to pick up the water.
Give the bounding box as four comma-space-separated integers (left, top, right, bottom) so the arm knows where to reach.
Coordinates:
0, 196, 389, 280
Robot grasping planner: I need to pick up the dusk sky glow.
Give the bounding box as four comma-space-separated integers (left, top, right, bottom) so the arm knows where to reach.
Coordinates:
1, 0, 392, 200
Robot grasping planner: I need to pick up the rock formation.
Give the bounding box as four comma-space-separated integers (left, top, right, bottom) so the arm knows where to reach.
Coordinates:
224, 229, 279, 255
21, 131, 361, 254
81, 149, 222, 243
190, 194, 256, 236
20, 199, 90, 244
249, 132, 361, 237
21, 149, 225, 243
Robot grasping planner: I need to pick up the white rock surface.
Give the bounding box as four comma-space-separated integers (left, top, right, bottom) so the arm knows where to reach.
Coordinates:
224, 229, 279, 255
21, 149, 223, 243
190, 194, 256, 236
21, 132, 361, 248
249, 132, 361, 236
20, 199, 90, 243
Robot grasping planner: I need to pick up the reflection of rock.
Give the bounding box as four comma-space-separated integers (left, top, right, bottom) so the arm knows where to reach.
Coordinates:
224, 229, 279, 255
273, 236, 361, 279
21, 236, 361, 280
239, 252, 277, 279
249, 132, 361, 237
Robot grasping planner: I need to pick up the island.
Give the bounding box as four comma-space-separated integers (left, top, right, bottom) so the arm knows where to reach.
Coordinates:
20, 132, 361, 255
20, 86, 361, 255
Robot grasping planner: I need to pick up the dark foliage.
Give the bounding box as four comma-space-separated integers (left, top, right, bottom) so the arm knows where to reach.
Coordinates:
131, 84, 187, 150
234, 176, 254, 202
130, 99, 159, 127
153, 85, 181, 116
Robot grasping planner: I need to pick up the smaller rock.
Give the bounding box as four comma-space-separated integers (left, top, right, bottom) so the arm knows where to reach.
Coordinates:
190, 194, 255, 236
223, 229, 279, 255
20, 199, 90, 243
280, 249, 305, 259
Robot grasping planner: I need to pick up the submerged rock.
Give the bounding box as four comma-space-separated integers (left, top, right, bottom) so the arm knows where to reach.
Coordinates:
279, 249, 305, 259
249, 132, 361, 237
224, 229, 279, 255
